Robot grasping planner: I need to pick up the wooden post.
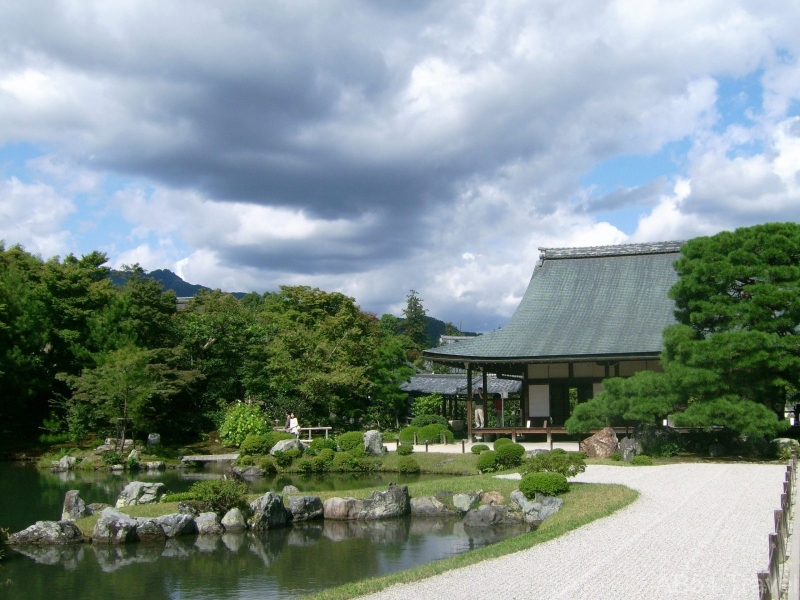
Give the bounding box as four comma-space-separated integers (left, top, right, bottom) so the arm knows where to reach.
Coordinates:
482, 369, 488, 428
461, 439, 465, 454
467, 364, 473, 442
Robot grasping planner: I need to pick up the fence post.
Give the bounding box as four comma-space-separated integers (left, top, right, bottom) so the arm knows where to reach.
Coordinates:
461, 439, 465, 454
757, 570, 771, 600
425, 441, 428, 452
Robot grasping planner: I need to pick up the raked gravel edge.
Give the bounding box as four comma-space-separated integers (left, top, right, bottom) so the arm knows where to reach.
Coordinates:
359, 463, 785, 600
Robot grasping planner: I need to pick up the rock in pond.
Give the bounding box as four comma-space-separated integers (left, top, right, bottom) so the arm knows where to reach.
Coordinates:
134, 519, 167, 543
281, 485, 300, 494
359, 484, 410, 520
145, 461, 166, 471
115, 481, 167, 507
155, 513, 197, 538
410, 496, 455, 517
463, 505, 522, 527
8, 520, 84, 545
62, 490, 88, 521
323, 497, 364, 520
509, 490, 564, 525
287, 496, 324, 522
249, 492, 289, 530
92, 508, 139, 544
196, 512, 224, 535
221, 507, 248, 531
452, 491, 482, 514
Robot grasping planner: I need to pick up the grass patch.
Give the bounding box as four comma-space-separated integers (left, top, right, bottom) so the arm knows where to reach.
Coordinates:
300, 482, 637, 600
378, 451, 478, 475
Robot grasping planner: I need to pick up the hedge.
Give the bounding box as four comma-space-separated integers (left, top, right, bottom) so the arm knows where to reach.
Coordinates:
519, 472, 570, 498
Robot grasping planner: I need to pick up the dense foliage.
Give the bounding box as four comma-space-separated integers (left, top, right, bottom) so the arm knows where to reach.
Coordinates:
520, 472, 570, 498
566, 223, 800, 439
189, 479, 249, 514
476, 450, 498, 472
0, 244, 422, 446
522, 449, 586, 478
495, 442, 526, 468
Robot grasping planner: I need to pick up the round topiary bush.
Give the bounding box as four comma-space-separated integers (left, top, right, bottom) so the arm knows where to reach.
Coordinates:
417, 424, 454, 444
477, 450, 498, 473
310, 437, 338, 452
218, 403, 269, 447
274, 448, 302, 468
336, 431, 364, 452
522, 448, 587, 478
397, 444, 414, 455
311, 448, 335, 472
471, 443, 490, 454
493, 437, 513, 450
235, 454, 255, 466
397, 456, 420, 473
257, 456, 277, 473
409, 414, 450, 429
240, 434, 271, 455
398, 426, 419, 444
519, 472, 570, 499
631, 454, 653, 466
495, 442, 526, 469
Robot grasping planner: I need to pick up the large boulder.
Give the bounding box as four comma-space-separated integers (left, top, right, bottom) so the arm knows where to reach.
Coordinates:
619, 436, 643, 462
249, 492, 289, 530
358, 484, 410, 520
56, 455, 76, 472
147, 433, 161, 447
232, 465, 265, 478
62, 490, 88, 521
481, 491, 504, 506
287, 496, 324, 522
134, 519, 167, 543
115, 482, 167, 508
196, 512, 224, 535
282, 485, 300, 494
221, 507, 248, 531
323, 497, 364, 520
92, 508, 139, 544
8, 520, 83, 545
452, 491, 482, 515
463, 505, 522, 527
510, 490, 564, 525
155, 513, 197, 538
363, 430, 385, 456
270, 438, 305, 455
580, 427, 619, 458
410, 496, 455, 517
145, 461, 166, 471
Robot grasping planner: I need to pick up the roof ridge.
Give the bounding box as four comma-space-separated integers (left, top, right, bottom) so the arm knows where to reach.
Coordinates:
538, 240, 685, 260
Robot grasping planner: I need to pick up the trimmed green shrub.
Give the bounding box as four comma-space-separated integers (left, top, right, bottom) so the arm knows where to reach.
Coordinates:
236, 454, 255, 466
495, 443, 526, 469
162, 491, 196, 503
417, 424, 454, 444
240, 434, 272, 455
397, 456, 420, 473
410, 414, 450, 429
471, 444, 490, 454
310, 437, 338, 452
333, 451, 359, 471
493, 437, 513, 450
257, 456, 277, 473
274, 448, 302, 468
477, 450, 498, 473
189, 480, 249, 514
397, 444, 414, 456
218, 403, 269, 447
311, 449, 335, 472
522, 448, 586, 478
398, 426, 419, 444
520, 472, 570, 498
631, 454, 653, 466
610, 452, 622, 461
298, 458, 313, 473
336, 431, 364, 452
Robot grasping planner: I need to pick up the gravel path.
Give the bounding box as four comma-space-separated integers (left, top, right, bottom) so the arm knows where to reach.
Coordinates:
360, 463, 785, 600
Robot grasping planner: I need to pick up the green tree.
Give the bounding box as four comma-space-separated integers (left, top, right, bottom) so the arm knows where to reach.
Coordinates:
366, 332, 414, 429
402, 290, 428, 350
60, 345, 203, 445
567, 223, 800, 438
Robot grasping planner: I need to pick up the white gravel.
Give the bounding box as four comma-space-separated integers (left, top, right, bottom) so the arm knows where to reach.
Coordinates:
360, 463, 785, 600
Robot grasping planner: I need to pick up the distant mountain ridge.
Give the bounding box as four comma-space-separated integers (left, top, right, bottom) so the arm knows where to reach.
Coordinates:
109, 268, 247, 299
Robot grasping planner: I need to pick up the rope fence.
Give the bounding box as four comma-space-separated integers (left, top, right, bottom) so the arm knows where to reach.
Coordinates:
758, 449, 797, 600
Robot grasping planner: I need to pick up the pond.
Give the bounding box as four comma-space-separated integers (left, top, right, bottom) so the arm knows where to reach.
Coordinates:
0, 462, 527, 600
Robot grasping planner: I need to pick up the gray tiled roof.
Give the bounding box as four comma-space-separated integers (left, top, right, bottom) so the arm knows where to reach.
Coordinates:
400, 374, 522, 395
425, 241, 684, 362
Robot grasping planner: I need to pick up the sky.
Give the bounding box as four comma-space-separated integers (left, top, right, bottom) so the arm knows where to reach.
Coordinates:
1, 1, 799, 332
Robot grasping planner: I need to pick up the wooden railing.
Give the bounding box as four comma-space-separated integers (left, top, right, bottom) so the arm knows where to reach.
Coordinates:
758, 449, 796, 600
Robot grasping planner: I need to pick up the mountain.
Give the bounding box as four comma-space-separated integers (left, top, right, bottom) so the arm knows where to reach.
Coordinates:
110, 268, 247, 299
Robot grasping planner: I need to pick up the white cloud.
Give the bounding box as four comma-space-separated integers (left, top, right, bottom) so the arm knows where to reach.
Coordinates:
0, 177, 74, 257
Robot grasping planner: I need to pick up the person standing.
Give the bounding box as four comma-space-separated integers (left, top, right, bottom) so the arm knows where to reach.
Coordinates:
284, 411, 291, 431
474, 387, 485, 428
288, 412, 299, 437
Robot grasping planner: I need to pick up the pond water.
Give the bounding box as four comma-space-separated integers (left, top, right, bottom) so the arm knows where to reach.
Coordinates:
0, 462, 526, 600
